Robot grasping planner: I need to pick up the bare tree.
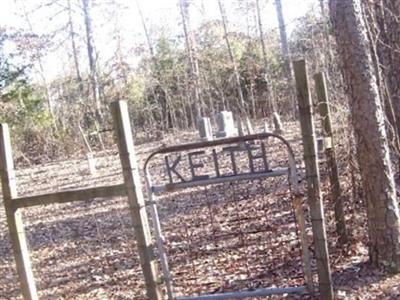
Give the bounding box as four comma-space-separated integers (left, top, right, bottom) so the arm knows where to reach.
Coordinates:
256, 0, 275, 117
18, 0, 54, 122
67, 0, 83, 95
81, 0, 101, 119
368, 0, 400, 143
319, 0, 334, 68
218, 0, 252, 132
217, 0, 245, 112
330, 0, 400, 268
179, 0, 202, 122
135, 0, 172, 130
274, 0, 296, 116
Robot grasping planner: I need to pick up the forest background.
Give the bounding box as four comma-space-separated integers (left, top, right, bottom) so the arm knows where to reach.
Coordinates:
0, 0, 331, 164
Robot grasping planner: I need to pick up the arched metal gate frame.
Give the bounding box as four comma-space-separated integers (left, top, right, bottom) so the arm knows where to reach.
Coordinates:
144, 133, 314, 300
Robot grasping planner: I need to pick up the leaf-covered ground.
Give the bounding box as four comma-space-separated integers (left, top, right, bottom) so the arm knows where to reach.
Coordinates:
1, 126, 400, 299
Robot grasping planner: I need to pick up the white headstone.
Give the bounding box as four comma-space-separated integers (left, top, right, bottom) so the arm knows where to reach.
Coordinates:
215, 111, 237, 137
317, 137, 325, 153
198, 117, 213, 141
273, 112, 284, 134
237, 118, 245, 137
245, 117, 254, 135
86, 152, 97, 175
263, 121, 270, 133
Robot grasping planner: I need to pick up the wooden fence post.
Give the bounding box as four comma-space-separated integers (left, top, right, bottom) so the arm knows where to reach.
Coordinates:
288, 156, 314, 294
111, 101, 165, 300
314, 72, 348, 244
292, 60, 333, 299
0, 124, 38, 300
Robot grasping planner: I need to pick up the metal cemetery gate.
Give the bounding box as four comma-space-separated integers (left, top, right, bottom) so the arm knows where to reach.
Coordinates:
2, 101, 326, 300
144, 133, 314, 300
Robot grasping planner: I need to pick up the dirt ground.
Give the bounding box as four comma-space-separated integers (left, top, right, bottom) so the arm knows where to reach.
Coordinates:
1, 125, 400, 300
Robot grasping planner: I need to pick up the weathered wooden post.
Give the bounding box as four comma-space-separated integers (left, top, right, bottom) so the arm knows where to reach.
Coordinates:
314, 72, 348, 244
111, 101, 165, 300
293, 60, 333, 299
287, 155, 314, 294
0, 124, 38, 300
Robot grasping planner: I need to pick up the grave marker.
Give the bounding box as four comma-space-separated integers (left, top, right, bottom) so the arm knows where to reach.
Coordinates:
86, 152, 97, 175
215, 111, 236, 137
273, 112, 284, 134
263, 121, 270, 133
198, 117, 213, 141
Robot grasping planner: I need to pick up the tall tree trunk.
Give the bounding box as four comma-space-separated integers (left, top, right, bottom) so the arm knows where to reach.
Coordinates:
319, 0, 334, 69
135, 0, 170, 130
179, 0, 202, 122
366, 0, 400, 159
20, 1, 55, 124
82, 0, 101, 119
112, 0, 128, 92
363, 0, 400, 171
330, 0, 400, 268
256, 0, 275, 116
217, 0, 246, 117
248, 80, 256, 119
176, 74, 189, 128
385, 1, 400, 138
183, 70, 194, 128
374, 0, 400, 136
67, 0, 84, 95
135, 0, 155, 59
274, 0, 296, 116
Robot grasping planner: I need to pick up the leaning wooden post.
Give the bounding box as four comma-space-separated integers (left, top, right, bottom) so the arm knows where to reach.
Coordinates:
288, 155, 314, 295
314, 72, 348, 244
292, 60, 333, 299
0, 124, 38, 300
111, 101, 165, 300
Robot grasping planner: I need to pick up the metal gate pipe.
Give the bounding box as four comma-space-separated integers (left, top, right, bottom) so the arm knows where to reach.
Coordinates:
177, 286, 307, 300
